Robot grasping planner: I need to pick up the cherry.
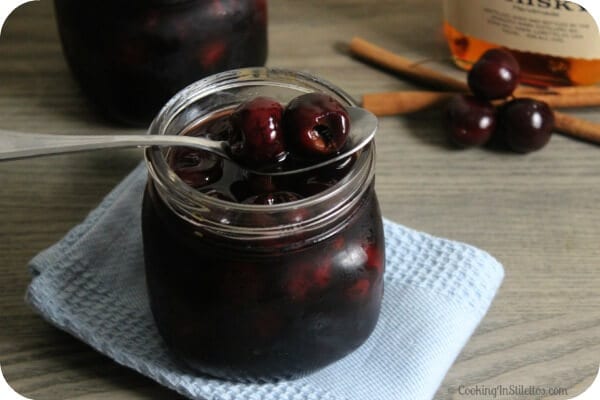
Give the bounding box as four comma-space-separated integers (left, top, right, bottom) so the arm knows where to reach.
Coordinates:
362, 242, 384, 274
199, 39, 227, 69
313, 263, 332, 288
444, 94, 496, 147
468, 48, 520, 100
243, 191, 303, 205
228, 97, 286, 166
283, 93, 350, 157
497, 98, 554, 153
345, 279, 370, 300
170, 147, 224, 188
285, 273, 311, 301
284, 261, 332, 301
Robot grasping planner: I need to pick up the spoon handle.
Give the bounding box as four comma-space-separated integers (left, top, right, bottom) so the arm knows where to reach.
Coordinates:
0, 130, 228, 161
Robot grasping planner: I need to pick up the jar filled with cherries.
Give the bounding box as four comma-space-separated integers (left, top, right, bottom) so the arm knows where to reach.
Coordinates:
142, 68, 385, 381
54, 0, 268, 126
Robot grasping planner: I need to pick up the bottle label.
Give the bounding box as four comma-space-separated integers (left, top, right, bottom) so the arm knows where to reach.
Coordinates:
443, 0, 600, 59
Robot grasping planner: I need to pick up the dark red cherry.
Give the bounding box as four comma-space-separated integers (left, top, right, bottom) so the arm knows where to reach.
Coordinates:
170, 147, 224, 189
312, 263, 332, 288
468, 48, 520, 100
285, 272, 311, 301
284, 262, 331, 301
199, 40, 227, 69
363, 242, 384, 274
243, 191, 303, 205
497, 98, 554, 153
345, 279, 370, 300
445, 94, 496, 147
229, 97, 286, 166
283, 93, 350, 157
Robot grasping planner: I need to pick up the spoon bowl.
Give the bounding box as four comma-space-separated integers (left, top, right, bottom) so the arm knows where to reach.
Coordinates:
0, 107, 377, 176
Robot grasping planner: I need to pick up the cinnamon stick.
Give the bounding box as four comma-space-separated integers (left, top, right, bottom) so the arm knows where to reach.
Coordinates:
523, 85, 600, 96
351, 36, 600, 144
363, 90, 600, 116
363, 91, 454, 116
554, 112, 600, 144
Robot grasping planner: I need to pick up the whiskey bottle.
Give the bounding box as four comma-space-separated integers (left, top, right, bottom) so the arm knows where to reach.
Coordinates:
443, 0, 600, 86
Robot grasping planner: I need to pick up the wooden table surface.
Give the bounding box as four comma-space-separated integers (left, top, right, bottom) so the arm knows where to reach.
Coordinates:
1, 1, 598, 399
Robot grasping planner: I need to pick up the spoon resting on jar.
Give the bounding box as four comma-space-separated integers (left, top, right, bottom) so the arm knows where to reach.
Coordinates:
0, 106, 377, 176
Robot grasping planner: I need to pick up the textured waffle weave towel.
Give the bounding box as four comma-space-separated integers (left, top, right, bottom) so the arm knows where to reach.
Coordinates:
26, 164, 504, 400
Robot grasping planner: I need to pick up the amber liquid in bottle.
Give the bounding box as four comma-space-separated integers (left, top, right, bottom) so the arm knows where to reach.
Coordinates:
443, 1, 600, 87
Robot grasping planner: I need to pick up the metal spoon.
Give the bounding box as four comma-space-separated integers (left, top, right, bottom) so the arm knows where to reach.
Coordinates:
0, 107, 377, 176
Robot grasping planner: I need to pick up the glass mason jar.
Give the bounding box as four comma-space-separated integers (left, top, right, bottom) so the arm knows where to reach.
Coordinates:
142, 68, 385, 381
53, 0, 268, 126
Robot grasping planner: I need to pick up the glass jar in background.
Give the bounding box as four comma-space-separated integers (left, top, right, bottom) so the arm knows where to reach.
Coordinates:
142, 68, 385, 381
443, 0, 600, 86
54, 0, 268, 126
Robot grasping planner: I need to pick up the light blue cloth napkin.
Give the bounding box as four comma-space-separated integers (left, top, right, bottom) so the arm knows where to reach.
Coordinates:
26, 164, 504, 400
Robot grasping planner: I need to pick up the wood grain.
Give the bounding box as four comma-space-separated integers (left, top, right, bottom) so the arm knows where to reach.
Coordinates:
1, 1, 598, 399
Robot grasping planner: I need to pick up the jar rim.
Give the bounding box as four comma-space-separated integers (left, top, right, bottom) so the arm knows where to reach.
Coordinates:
144, 68, 376, 239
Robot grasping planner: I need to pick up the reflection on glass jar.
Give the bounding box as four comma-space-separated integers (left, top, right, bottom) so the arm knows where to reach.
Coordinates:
142, 69, 385, 381
54, 0, 268, 126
